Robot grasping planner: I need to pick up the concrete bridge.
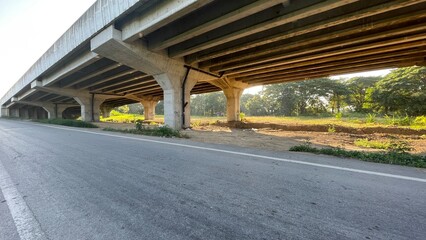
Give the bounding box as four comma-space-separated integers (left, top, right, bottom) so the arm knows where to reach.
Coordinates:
1, 0, 426, 128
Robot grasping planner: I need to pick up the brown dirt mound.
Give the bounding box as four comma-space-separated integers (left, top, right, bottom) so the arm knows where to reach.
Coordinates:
214, 121, 426, 136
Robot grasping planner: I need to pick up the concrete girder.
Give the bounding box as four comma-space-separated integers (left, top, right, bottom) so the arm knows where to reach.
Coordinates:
193, 0, 426, 65
42, 52, 99, 86
169, 0, 359, 58
121, 0, 213, 42
210, 78, 249, 122
148, 0, 288, 51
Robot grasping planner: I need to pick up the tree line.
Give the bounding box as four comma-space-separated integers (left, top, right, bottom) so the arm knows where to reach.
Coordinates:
191, 66, 426, 117
121, 66, 425, 117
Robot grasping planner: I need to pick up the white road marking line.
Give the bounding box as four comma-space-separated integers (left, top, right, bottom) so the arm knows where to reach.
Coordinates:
23, 123, 426, 183
0, 159, 48, 240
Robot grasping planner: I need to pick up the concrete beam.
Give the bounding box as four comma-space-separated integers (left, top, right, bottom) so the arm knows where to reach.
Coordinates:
148, 0, 287, 51
121, 0, 213, 42
169, 0, 359, 58
42, 51, 99, 86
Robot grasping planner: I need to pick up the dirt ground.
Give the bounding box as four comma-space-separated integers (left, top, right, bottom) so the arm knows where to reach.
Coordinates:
95, 122, 426, 155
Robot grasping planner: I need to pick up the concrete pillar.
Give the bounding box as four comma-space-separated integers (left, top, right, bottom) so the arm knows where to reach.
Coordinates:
29, 108, 38, 119
73, 95, 106, 122
101, 105, 113, 118
20, 107, 29, 119
211, 78, 249, 122
1, 107, 9, 117
140, 96, 160, 121
10, 108, 20, 118
56, 105, 68, 119
42, 105, 57, 119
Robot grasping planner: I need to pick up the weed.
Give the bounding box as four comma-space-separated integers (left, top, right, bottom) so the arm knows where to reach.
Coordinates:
191, 120, 202, 127
365, 113, 376, 124
327, 125, 336, 133
289, 145, 425, 168
354, 138, 412, 152
335, 112, 343, 120
104, 124, 188, 138
413, 116, 426, 126
239, 112, 246, 121
34, 119, 98, 128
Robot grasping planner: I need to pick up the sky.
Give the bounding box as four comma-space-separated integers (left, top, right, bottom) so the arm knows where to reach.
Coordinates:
0, 0, 96, 98
0, 0, 391, 98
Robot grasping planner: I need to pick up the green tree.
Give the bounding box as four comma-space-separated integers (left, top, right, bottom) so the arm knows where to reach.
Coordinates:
245, 94, 268, 116
116, 105, 129, 114
345, 76, 381, 112
371, 66, 426, 115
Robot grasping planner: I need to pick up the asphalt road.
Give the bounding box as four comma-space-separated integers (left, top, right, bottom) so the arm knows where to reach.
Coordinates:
0, 119, 425, 240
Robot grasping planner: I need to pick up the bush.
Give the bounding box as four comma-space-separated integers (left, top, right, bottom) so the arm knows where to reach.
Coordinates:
104, 123, 188, 138
413, 116, 426, 126
239, 112, 246, 121
335, 112, 343, 120
35, 119, 98, 128
354, 138, 411, 152
365, 113, 376, 124
110, 110, 121, 116
289, 144, 425, 168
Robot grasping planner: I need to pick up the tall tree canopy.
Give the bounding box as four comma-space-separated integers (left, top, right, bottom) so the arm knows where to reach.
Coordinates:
371, 66, 426, 115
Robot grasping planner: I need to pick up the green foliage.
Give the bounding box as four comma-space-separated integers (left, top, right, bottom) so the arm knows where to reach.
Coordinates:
335, 112, 343, 120
327, 125, 336, 133
354, 139, 411, 152
191, 92, 226, 116
116, 105, 130, 114
239, 112, 246, 121
104, 124, 187, 138
110, 110, 121, 116
102, 113, 145, 123
289, 144, 425, 168
371, 66, 426, 116
35, 119, 98, 128
413, 116, 426, 126
345, 76, 381, 112
365, 113, 376, 124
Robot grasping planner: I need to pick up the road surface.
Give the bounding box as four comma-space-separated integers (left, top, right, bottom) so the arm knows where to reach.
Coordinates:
0, 119, 425, 240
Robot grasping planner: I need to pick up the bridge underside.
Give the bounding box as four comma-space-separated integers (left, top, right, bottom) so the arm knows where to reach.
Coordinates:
2, 0, 426, 128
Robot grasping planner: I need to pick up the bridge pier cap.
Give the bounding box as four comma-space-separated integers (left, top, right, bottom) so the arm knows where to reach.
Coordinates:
91, 26, 218, 129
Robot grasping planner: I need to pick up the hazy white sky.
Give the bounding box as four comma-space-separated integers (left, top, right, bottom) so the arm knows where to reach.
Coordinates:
0, 0, 96, 98
0, 0, 391, 98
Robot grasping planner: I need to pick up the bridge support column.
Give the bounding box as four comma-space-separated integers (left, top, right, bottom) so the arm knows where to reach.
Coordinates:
20, 107, 30, 119
211, 78, 248, 122
55, 105, 69, 119
101, 105, 113, 118
41, 104, 58, 119
74, 95, 107, 122
140, 96, 160, 121
10, 108, 20, 118
1, 107, 9, 117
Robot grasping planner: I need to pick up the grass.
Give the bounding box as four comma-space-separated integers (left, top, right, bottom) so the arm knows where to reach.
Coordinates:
188, 114, 426, 130
354, 138, 412, 152
103, 125, 188, 138
289, 144, 425, 168
35, 119, 98, 128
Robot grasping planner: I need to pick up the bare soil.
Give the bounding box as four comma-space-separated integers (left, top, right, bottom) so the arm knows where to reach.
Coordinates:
95, 122, 426, 155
